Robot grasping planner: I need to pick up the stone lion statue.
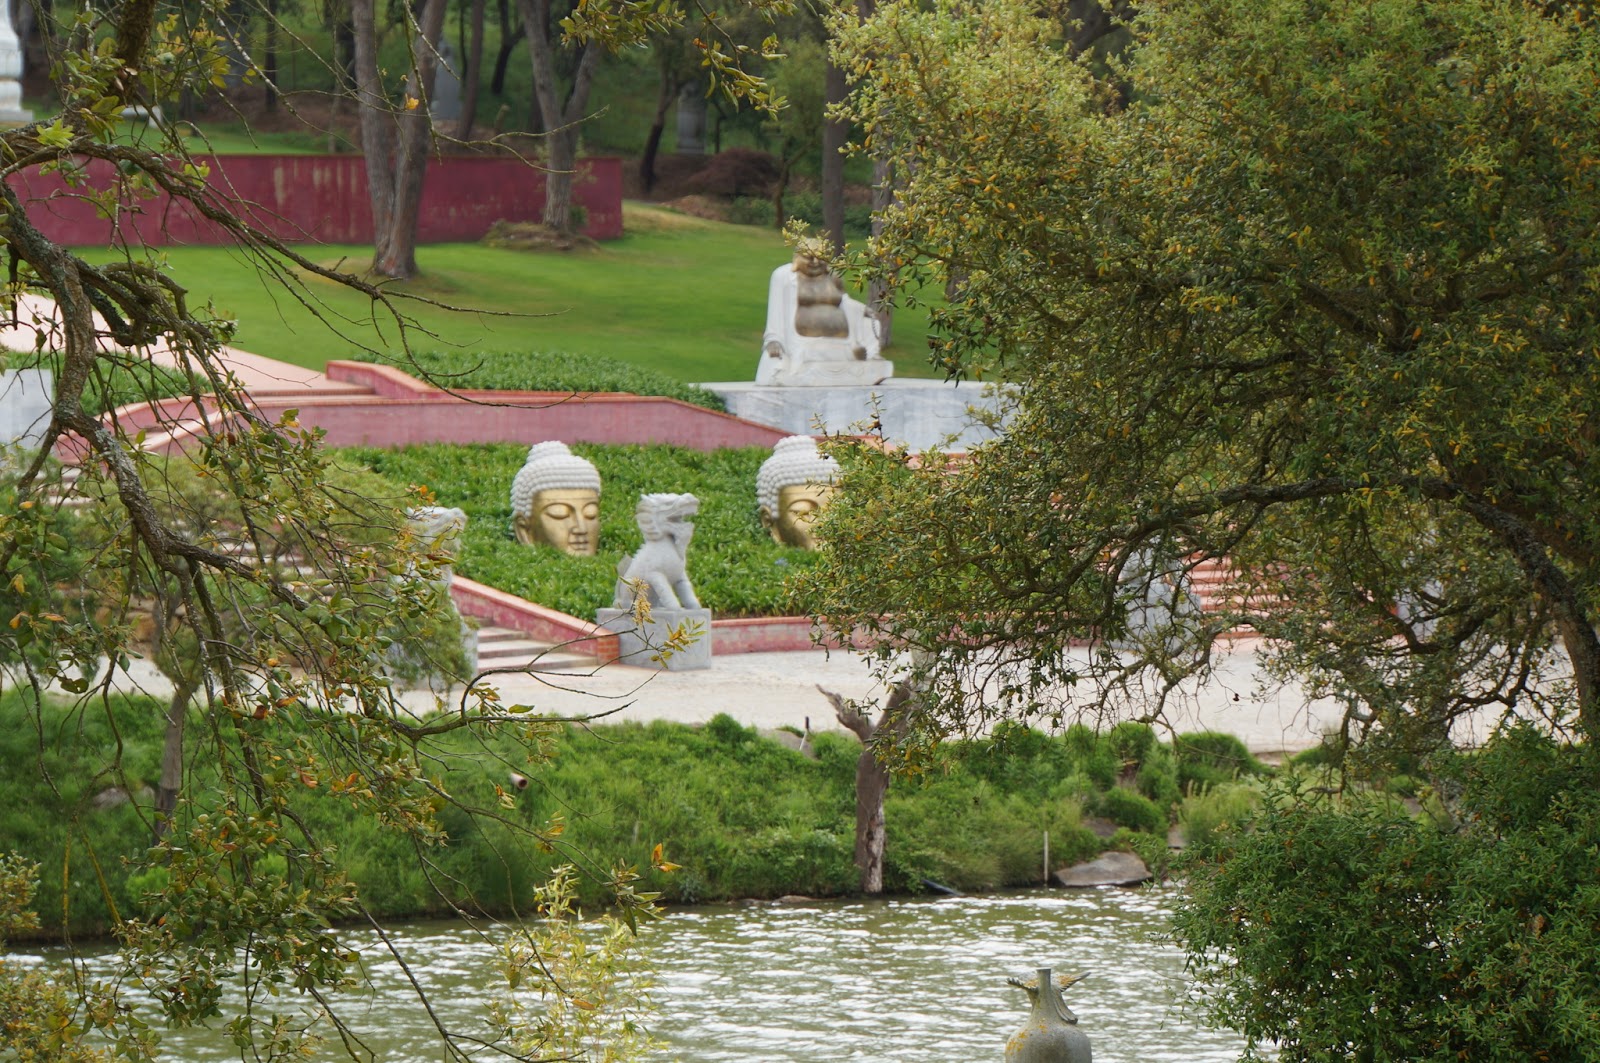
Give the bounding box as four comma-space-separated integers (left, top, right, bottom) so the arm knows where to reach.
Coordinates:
612, 493, 701, 610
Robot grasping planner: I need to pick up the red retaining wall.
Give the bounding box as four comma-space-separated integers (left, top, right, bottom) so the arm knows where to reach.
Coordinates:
451, 577, 850, 660
130, 392, 788, 453
11, 154, 623, 246
450, 577, 620, 659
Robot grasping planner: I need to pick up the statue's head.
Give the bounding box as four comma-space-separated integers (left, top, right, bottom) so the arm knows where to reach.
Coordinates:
636, 493, 699, 550
757, 436, 839, 550
791, 235, 834, 278
510, 442, 602, 556
794, 253, 831, 278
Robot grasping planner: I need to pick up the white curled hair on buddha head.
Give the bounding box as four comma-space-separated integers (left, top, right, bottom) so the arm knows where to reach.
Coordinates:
757, 436, 841, 520
509, 442, 602, 518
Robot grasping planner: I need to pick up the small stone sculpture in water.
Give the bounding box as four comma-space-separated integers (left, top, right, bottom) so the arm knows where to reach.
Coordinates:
509, 441, 601, 555
612, 493, 701, 611
757, 242, 892, 387
1005, 968, 1092, 1063
756, 435, 840, 550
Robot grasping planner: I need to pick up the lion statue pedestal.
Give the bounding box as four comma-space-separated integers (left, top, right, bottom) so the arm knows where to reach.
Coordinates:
596, 492, 712, 671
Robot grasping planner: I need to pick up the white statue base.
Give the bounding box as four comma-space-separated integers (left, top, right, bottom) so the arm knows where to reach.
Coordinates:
706, 378, 1012, 452
755, 338, 894, 388
597, 607, 712, 671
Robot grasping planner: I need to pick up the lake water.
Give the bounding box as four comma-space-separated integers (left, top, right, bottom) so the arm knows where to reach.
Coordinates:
22, 887, 1251, 1061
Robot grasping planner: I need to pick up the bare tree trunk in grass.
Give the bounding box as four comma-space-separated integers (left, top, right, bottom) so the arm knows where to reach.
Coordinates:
820, 58, 849, 254
518, 0, 599, 233
352, 0, 448, 279
454, 0, 486, 140
818, 680, 914, 895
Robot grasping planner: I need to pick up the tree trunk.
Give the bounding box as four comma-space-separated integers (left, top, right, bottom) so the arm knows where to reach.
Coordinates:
868, 154, 894, 347
773, 156, 791, 230
156, 679, 199, 835
821, 58, 849, 254
518, 0, 600, 233
490, 0, 522, 97
355, 0, 448, 278
351, 0, 396, 256
851, 738, 891, 892
819, 681, 914, 895
640, 66, 679, 193
454, 0, 486, 139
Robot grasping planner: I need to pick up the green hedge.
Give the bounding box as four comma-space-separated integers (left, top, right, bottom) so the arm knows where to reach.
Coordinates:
352, 350, 728, 412
5, 352, 198, 417
338, 441, 819, 618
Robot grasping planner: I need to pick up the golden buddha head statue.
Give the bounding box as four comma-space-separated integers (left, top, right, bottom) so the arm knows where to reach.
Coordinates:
757, 436, 841, 550
510, 442, 602, 556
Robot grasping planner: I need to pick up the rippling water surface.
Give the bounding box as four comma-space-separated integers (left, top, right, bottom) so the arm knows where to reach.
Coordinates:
25, 888, 1250, 1061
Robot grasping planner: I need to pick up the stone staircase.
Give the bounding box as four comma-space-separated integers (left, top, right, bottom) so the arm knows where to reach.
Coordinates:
473, 625, 603, 674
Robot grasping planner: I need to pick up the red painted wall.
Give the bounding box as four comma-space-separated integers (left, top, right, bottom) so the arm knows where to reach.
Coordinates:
10, 155, 623, 246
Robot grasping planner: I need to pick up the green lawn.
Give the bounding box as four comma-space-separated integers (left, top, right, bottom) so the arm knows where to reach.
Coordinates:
101, 205, 941, 384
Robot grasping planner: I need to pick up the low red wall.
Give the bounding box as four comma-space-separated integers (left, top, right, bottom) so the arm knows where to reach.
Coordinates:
451, 577, 620, 659
452, 577, 844, 660
712, 616, 839, 654
11, 155, 623, 246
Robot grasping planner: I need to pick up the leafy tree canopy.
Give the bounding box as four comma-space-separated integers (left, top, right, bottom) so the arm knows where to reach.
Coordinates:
0, 0, 698, 1057
808, 0, 1600, 751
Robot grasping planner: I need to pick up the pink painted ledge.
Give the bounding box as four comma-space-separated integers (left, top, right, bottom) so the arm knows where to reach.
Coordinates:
450, 577, 851, 659
450, 577, 621, 659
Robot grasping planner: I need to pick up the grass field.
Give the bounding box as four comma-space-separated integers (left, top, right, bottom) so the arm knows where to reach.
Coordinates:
108, 205, 940, 383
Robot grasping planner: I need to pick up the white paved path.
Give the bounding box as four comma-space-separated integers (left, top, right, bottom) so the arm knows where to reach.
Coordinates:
74, 642, 1397, 758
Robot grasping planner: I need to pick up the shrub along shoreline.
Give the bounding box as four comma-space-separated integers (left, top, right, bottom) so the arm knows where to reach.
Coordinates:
0, 690, 1271, 943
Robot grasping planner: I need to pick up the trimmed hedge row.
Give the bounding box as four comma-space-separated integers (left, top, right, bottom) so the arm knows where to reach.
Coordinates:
351, 349, 728, 412
338, 441, 819, 619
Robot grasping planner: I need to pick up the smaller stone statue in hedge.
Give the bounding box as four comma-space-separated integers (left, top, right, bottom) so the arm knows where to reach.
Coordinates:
612, 493, 701, 611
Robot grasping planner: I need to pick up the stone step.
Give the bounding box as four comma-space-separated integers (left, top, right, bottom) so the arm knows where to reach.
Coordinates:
474, 625, 599, 674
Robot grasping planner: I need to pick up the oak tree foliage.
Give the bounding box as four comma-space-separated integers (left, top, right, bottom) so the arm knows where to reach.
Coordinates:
809, 0, 1600, 751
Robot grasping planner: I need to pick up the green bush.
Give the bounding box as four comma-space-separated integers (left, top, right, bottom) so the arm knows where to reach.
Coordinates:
1177, 728, 1600, 1061
3, 690, 1278, 930
1093, 785, 1166, 833
1178, 783, 1261, 860
1107, 720, 1158, 769
355, 349, 727, 412
1175, 731, 1270, 791
1063, 724, 1119, 790
1135, 744, 1181, 809
339, 442, 823, 618
6, 351, 197, 417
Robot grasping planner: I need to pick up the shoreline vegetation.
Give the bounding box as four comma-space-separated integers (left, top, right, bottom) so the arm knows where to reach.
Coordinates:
1, 688, 1273, 945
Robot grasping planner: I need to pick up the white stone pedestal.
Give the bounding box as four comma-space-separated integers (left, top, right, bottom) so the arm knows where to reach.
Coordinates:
597, 607, 712, 671
705, 378, 1012, 452
0, 368, 52, 450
